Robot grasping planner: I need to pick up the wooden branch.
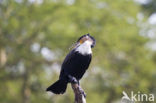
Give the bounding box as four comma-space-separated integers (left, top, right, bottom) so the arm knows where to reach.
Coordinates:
71, 83, 86, 103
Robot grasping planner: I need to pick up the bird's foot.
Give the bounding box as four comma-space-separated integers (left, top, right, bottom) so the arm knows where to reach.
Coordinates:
68, 75, 78, 84
78, 86, 86, 98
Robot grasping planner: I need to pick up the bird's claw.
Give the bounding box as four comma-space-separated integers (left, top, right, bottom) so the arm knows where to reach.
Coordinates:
67, 75, 86, 97
78, 86, 86, 98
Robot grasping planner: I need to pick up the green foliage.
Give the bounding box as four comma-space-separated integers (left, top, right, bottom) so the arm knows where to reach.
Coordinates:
0, 0, 155, 103
141, 0, 156, 16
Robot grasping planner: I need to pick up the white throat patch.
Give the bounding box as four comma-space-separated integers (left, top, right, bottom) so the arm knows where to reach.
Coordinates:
75, 41, 92, 55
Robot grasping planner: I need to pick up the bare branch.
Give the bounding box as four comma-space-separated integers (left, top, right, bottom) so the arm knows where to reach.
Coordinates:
71, 83, 86, 103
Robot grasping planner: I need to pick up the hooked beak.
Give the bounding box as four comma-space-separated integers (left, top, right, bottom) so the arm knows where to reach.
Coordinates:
69, 42, 80, 50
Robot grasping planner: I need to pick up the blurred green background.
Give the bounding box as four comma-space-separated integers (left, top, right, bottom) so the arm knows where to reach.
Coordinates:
0, 0, 156, 103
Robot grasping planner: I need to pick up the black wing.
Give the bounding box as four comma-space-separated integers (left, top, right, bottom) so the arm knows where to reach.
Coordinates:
59, 50, 92, 80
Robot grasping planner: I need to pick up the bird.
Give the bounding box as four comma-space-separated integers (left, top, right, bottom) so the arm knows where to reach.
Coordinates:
46, 34, 96, 94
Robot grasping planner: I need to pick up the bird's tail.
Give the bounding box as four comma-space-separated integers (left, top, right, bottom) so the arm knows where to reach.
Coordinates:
46, 79, 68, 94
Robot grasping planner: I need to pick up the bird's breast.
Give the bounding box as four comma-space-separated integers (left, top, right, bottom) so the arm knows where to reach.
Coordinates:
61, 51, 92, 80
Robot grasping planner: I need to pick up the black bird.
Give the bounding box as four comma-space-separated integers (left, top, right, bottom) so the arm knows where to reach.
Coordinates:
46, 34, 96, 94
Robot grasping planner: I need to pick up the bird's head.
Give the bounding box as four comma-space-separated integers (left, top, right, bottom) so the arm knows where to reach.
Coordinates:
76, 34, 96, 48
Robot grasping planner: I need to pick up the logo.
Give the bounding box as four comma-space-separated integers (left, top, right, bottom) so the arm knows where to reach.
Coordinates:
121, 91, 155, 103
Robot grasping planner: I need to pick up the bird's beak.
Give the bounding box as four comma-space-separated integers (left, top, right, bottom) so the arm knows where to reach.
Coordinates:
75, 42, 81, 47
69, 42, 80, 50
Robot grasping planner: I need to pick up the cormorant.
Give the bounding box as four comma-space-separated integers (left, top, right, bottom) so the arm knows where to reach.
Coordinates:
46, 34, 96, 94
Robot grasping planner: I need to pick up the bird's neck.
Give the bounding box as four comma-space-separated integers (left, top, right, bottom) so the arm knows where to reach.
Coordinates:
75, 41, 92, 55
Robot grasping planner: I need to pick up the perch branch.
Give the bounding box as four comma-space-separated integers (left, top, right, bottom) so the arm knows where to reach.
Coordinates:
71, 83, 86, 103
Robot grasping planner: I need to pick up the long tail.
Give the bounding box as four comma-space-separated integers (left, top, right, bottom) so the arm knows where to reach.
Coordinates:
46, 79, 68, 94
